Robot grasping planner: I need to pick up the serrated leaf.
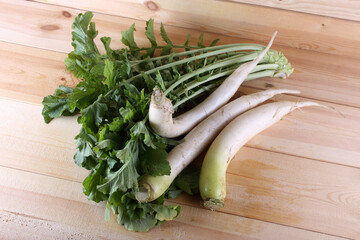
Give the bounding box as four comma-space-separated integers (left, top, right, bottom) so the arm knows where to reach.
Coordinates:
140, 148, 170, 177
71, 11, 99, 55
155, 71, 166, 91
198, 32, 205, 48
97, 140, 140, 194
122, 214, 157, 232
141, 72, 156, 91
184, 34, 191, 51
83, 161, 107, 203
80, 95, 108, 134
96, 139, 119, 150
54, 86, 73, 96
119, 101, 136, 123
160, 23, 173, 45
210, 38, 220, 46
165, 189, 182, 199
121, 24, 139, 51
41, 86, 76, 123
68, 80, 105, 110
104, 59, 116, 88
131, 121, 155, 148
149, 204, 181, 221
108, 117, 125, 132
145, 19, 157, 47
101, 36, 113, 58
161, 45, 172, 56
174, 167, 200, 195
73, 127, 98, 170
41, 96, 71, 123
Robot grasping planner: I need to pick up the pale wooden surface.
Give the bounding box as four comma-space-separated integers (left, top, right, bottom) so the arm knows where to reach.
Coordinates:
1, 0, 360, 239
29, 0, 360, 58
221, 0, 360, 22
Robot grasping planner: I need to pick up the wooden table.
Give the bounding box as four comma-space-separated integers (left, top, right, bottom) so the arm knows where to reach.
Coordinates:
1, 1, 360, 239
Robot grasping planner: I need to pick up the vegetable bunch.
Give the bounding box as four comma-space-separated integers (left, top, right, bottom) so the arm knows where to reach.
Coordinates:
42, 12, 294, 232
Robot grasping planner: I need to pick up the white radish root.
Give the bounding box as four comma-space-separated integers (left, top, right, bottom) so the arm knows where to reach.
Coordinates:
199, 100, 326, 211
136, 88, 298, 202
149, 32, 278, 138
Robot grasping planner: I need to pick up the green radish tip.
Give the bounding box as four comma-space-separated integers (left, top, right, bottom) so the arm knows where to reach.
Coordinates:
203, 198, 224, 211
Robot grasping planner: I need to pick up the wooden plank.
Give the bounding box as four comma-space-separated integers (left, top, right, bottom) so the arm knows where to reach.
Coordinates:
26, 0, 360, 58
1, 1, 358, 238
1, 0, 360, 108
1, 83, 360, 178
1, 99, 357, 238
1, 33, 360, 168
1, 32, 360, 109
1, 89, 359, 236
239, 87, 360, 167
171, 147, 360, 239
0, 98, 84, 182
0, 166, 344, 240
243, 45, 360, 108
221, 0, 360, 22
0, 42, 77, 105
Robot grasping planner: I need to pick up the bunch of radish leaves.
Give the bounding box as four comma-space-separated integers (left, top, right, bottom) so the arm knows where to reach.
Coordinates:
42, 12, 212, 232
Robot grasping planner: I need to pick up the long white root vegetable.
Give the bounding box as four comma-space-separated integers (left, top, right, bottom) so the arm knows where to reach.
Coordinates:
136, 88, 299, 202
149, 32, 278, 138
199, 101, 325, 211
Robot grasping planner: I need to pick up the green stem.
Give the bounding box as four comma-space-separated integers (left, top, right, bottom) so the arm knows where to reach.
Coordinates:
173, 83, 219, 109
175, 63, 278, 96
127, 45, 264, 83
174, 69, 235, 96
164, 52, 260, 95
244, 69, 276, 81
129, 43, 264, 64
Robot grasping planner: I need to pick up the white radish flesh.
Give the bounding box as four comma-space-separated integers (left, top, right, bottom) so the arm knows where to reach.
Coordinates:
136, 88, 298, 202
199, 101, 325, 211
149, 32, 278, 138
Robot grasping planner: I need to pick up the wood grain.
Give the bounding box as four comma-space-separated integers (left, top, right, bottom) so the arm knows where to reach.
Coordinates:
0, 166, 345, 240
27, 0, 360, 58
0, 94, 359, 237
221, 0, 360, 22
0, 40, 359, 173
0, 42, 78, 104
0, 98, 85, 182
1, 25, 360, 110
1, 0, 360, 238
170, 147, 360, 239
2, 85, 359, 179
1, 2, 360, 108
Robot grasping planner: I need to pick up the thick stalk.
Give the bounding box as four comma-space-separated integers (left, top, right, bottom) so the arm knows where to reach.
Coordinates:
175, 64, 278, 97
129, 43, 264, 64
127, 45, 265, 83
173, 83, 219, 109
163, 52, 259, 95
174, 70, 278, 108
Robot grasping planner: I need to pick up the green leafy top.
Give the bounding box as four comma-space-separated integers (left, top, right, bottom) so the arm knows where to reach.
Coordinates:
42, 11, 203, 232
